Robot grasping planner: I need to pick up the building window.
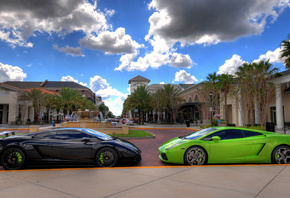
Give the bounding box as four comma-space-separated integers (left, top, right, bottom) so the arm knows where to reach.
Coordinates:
270, 107, 276, 124
188, 97, 192, 102
194, 95, 199, 102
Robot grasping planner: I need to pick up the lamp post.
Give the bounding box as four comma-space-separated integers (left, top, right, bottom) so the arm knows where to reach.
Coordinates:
210, 92, 213, 127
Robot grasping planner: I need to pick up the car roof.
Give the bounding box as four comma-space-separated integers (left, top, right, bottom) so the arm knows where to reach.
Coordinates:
212, 126, 271, 134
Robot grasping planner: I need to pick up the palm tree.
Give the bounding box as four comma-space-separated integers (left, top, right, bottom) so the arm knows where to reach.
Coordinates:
236, 62, 256, 126
252, 60, 278, 126
129, 85, 151, 124
206, 72, 220, 113
280, 34, 290, 69
150, 88, 166, 123
54, 87, 84, 115
163, 84, 182, 124
217, 74, 234, 126
18, 88, 47, 123
236, 60, 278, 126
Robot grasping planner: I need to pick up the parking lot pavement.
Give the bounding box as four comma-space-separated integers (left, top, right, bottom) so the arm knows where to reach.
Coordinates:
129, 128, 195, 166
1, 164, 290, 198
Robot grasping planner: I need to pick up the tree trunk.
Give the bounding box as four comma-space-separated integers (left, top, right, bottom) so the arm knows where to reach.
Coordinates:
224, 94, 228, 126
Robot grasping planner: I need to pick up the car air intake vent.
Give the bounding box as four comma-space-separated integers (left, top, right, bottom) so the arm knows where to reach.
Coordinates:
161, 153, 168, 160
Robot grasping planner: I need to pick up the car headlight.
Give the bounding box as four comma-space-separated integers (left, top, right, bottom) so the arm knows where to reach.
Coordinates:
165, 142, 185, 150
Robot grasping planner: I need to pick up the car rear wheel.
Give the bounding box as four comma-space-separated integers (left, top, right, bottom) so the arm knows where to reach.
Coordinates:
1, 148, 26, 170
95, 147, 119, 167
272, 145, 290, 164
184, 146, 207, 165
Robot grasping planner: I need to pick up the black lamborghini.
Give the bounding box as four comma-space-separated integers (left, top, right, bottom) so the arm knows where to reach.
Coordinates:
0, 128, 141, 170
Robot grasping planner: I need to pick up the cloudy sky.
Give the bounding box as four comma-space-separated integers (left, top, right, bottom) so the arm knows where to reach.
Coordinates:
0, 0, 290, 116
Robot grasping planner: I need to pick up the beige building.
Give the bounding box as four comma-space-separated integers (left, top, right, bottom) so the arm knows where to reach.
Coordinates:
0, 83, 33, 125
0, 80, 98, 126
126, 72, 290, 130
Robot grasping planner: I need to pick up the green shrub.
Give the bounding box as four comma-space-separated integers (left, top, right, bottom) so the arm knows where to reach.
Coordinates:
227, 123, 236, 127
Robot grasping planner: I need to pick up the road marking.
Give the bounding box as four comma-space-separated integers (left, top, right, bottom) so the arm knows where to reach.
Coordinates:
1, 164, 289, 172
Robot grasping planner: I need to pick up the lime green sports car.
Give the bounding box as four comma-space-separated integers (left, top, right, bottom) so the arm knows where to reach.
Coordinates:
159, 127, 290, 165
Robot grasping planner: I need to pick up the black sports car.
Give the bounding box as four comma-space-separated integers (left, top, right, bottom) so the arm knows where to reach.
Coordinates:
0, 128, 141, 170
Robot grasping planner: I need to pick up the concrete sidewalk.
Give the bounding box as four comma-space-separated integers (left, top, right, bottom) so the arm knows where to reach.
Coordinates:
1, 165, 290, 198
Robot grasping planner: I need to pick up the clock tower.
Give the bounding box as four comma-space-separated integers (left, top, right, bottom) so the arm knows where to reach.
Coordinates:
128, 75, 150, 95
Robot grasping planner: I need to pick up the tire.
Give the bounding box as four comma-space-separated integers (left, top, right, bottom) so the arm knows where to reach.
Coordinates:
184, 146, 207, 165
95, 147, 119, 167
271, 145, 290, 164
1, 148, 26, 170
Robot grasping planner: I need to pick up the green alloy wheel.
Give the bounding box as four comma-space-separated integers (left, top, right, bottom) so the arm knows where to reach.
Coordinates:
1, 148, 26, 170
95, 147, 119, 167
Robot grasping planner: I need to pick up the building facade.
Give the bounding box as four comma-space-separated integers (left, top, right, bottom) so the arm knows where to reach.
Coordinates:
127, 73, 290, 130
0, 80, 98, 125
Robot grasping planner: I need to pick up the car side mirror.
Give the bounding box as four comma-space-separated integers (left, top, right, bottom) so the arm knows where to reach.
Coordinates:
212, 136, 221, 142
81, 137, 90, 143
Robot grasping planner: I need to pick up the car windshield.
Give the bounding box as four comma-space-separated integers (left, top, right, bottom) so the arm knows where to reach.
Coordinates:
83, 128, 112, 141
185, 127, 217, 140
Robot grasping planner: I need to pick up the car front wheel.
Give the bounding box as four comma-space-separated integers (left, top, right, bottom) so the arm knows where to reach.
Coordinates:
272, 145, 290, 164
184, 146, 207, 165
95, 147, 119, 167
1, 148, 26, 170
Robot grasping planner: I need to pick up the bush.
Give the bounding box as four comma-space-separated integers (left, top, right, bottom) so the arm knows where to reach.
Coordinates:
244, 126, 266, 131
25, 121, 32, 125
227, 123, 236, 127
200, 124, 212, 129
200, 125, 206, 129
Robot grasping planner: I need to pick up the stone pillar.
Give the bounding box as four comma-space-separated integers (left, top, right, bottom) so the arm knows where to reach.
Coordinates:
238, 91, 243, 126
276, 84, 283, 130
254, 97, 261, 125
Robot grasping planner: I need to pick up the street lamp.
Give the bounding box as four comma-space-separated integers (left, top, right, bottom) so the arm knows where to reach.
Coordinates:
210, 92, 213, 127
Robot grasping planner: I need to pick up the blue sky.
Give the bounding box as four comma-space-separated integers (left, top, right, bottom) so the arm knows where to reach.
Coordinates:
0, 0, 290, 116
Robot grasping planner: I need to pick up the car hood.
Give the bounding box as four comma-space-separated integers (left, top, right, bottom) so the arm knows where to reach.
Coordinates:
160, 137, 187, 150
110, 138, 141, 153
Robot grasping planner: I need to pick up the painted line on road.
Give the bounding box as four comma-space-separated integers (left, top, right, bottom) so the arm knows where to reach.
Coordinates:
129, 127, 198, 131
1, 164, 289, 173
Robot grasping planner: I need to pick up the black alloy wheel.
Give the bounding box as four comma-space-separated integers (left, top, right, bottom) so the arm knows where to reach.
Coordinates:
1, 148, 26, 170
95, 147, 119, 167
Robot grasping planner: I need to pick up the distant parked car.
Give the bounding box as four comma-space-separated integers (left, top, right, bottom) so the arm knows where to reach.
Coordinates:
120, 118, 133, 125
113, 118, 120, 122
126, 119, 134, 126
0, 128, 141, 170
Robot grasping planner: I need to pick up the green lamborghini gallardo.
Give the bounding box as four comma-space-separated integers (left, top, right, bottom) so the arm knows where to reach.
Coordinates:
159, 127, 290, 165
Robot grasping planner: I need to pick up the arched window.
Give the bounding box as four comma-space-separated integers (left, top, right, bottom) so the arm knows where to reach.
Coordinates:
194, 95, 199, 102
188, 97, 192, 102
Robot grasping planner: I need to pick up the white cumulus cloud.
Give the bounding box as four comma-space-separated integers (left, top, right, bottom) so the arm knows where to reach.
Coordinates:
0, 62, 27, 82
61, 75, 88, 87
173, 70, 198, 84
217, 54, 247, 75
79, 27, 143, 54
147, 0, 290, 46
0, 0, 109, 48
89, 75, 128, 116
253, 47, 284, 64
